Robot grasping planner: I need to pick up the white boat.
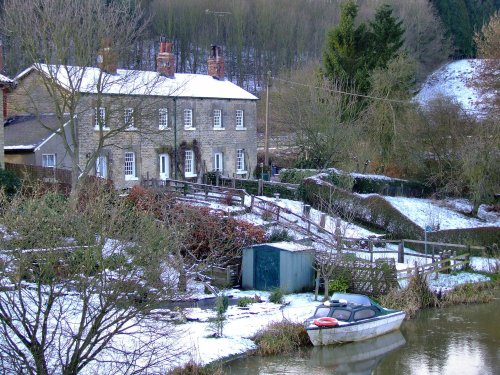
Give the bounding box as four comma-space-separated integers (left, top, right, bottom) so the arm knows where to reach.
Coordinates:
305, 293, 406, 346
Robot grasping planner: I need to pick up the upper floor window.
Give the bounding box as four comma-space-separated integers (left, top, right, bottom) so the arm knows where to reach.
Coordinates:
236, 110, 244, 129
42, 154, 56, 168
213, 109, 223, 129
184, 109, 193, 129
236, 149, 246, 174
184, 150, 196, 177
124, 108, 135, 129
94, 107, 108, 130
124, 151, 137, 180
159, 108, 168, 129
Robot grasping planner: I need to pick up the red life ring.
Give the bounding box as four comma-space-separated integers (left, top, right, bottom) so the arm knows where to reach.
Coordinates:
313, 317, 338, 327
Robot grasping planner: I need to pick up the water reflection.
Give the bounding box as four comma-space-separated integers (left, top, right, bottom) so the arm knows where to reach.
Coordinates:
225, 294, 500, 375
309, 331, 406, 374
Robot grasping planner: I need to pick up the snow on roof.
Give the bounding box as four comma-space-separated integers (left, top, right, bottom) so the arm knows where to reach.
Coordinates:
15, 64, 258, 100
415, 59, 490, 117
0, 73, 13, 84
260, 241, 313, 252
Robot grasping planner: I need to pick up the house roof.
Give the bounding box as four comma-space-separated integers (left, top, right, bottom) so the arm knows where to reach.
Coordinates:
4, 114, 70, 152
15, 64, 258, 100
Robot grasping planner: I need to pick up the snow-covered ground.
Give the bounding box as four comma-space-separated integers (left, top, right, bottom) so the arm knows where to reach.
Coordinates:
415, 59, 490, 118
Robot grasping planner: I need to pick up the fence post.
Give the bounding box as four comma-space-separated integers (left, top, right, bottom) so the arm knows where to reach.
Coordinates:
303, 204, 311, 218
319, 213, 326, 231
398, 241, 404, 264
369, 240, 374, 263
232, 178, 236, 189
250, 195, 255, 211
258, 179, 263, 196
276, 206, 280, 221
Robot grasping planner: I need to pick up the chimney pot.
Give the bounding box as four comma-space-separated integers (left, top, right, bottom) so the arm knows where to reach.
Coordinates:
208, 45, 224, 80
157, 37, 175, 78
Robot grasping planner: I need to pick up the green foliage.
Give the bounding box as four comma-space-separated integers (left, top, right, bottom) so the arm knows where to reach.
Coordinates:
279, 169, 318, 184
253, 320, 311, 356
369, 4, 405, 69
268, 288, 284, 304
237, 297, 254, 307
323, 0, 371, 93
0, 169, 21, 196
328, 275, 350, 294
211, 295, 229, 337
214, 295, 229, 314
267, 228, 294, 243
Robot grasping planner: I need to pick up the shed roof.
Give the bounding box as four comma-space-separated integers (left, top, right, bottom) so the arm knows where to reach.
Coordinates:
253, 242, 314, 253
4, 114, 70, 151
15, 64, 258, 100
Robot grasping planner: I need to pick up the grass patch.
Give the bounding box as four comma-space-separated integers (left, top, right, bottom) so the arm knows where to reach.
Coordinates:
268, 288, 284, 304
379, 271, 439, 319
253, 320, 311, 356
237, 297, 254, 307
168, 360, 224, 375
441, 282, 497, 307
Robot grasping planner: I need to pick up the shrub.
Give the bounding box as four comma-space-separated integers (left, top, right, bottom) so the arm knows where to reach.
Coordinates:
0, 169, 21, 196
328, 275, 350, 294
267, 228, 294, 242
237, 297, 254, 307
379, 270, 438, 319
253, 320, 311, 356
441, 281, 496, 306
279, 169, 318, 184
268, 288, 284, 304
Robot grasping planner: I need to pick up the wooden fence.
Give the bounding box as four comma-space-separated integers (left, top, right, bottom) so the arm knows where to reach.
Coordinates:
141, 178, 247, 207
5, 162, 72, 185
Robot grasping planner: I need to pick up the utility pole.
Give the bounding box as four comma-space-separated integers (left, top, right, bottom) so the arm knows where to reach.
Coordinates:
264, 71, 271, 166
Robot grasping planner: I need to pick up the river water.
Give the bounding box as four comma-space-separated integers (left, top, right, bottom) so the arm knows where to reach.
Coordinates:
225, 294, 500, 375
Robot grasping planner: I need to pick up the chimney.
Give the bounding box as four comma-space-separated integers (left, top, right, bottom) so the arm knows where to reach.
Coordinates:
208, 45, 224, 80
97, 38, 117, 74
157, 36, 175, 78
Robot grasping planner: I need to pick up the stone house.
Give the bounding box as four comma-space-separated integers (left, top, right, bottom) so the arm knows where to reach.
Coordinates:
7, 40, 258, 189
4, 114, 73, 169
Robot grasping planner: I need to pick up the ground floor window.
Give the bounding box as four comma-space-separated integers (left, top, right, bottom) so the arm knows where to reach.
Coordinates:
236, 149, 246, 174
42, 154, 56, 168
214, 152, 223, 173
96, 155, 107, 178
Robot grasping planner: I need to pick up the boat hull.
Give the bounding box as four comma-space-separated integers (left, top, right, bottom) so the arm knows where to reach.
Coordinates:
306, 311, 405, 346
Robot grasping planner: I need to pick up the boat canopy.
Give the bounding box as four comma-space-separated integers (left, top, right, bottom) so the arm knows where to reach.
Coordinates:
331, 293, 373, 306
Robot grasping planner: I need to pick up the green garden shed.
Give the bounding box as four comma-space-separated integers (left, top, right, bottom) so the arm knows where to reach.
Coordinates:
242, 242, 315, 293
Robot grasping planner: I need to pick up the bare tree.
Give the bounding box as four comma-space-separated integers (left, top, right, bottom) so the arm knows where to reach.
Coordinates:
0, 183, 185, 374
2, 0, 170, 195
273, 64, 362, 170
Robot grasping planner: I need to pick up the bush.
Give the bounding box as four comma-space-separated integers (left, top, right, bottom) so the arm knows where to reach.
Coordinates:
379, 270, 438, 319
253, 320, 311, 356
441, 281, 496, 306
267, 228, 294, 242
268, 288, 284, 304
328, 275, 350, 294
279, 169, 318, 184
0, 169, 21, 196
237, 297, 254, 307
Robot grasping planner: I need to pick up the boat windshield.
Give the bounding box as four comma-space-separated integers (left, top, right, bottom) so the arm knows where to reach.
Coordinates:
313, 306, 331, 318
331, 308, 351, 321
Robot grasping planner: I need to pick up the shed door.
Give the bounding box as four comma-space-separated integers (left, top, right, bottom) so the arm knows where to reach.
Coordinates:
254, 248, 280, 290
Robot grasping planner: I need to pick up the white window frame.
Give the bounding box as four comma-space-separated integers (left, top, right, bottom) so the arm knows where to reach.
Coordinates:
159, 108, 168, 130
236, 110, 245, 129
94, 107, 109, 130
213, 152, 224, 173
159, 153, 170, 180
124, 108, 135, 129
184, 109, 193, 129
236, 149, 246, 174
184, 150, 196, 177
124, 151, 137, 181
213, 109, 223, 129
95, 155, 107, 178
42, 154, 56, 168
